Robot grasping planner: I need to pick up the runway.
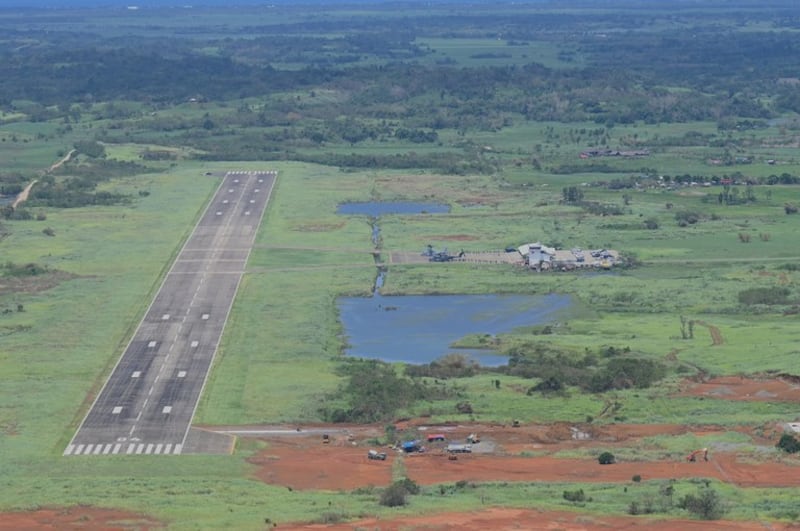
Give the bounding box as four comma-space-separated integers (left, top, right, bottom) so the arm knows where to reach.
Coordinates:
64, 170, 275, 456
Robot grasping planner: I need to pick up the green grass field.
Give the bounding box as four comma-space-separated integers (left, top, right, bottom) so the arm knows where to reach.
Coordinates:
3, 128, 800, 526
3, 3, 800, 523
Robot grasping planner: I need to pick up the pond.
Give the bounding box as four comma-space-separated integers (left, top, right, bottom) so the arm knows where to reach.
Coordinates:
338, 293, 571, 366
337, 201, 450, 216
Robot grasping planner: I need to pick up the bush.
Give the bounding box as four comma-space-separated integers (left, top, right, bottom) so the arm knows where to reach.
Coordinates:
738, 287, 791, 305
588, 358, 666, 392
563, 489, 586, 502
598, 452, 615, 465
632, 474, 642, 482
320, 359, 450, 423
675, 210, 702, 226
379, 479, 420, 507
379, 483, 408, 507
396, 477, 420, 495
455, 401, 473, 414
404, 353, 480, 379
528, 375, 564, 396
776, 432, 800, 453
679, 488, 725, 520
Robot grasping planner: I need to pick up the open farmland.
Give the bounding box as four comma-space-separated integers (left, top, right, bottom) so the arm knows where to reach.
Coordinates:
1, 1, 800, 529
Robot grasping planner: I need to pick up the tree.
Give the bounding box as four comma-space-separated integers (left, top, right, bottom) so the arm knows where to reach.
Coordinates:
598, 451, 615, 465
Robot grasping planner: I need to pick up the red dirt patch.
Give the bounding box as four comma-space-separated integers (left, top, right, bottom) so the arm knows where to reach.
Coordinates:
404, 453, 800, 488
680, 376, 800, 402
282, 507, 790, 531
247, 423, 800, 491
248, 436, 393, 491
0, 507, 162, 530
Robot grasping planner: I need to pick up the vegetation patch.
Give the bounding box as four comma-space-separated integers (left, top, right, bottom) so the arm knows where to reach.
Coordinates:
320, 359, 456, 423
0, 262, 76, 296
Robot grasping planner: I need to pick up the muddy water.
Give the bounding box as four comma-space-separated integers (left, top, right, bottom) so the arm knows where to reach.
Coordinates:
338, 293, 571, 366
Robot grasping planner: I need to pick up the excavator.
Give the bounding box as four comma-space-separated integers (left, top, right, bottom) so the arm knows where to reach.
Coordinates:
686, 448, 709, 462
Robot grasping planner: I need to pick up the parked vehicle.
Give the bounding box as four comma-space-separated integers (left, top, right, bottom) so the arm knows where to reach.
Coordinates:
368, 449, 387, 460
446, 443, 472, 454
401, 440, 425, 453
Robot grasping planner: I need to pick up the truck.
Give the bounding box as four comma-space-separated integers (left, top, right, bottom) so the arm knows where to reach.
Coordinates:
446, 443, 472, 454
367, 449, 387, 461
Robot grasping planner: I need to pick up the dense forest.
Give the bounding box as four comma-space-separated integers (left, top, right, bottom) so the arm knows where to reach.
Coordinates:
1, 2, 800, 172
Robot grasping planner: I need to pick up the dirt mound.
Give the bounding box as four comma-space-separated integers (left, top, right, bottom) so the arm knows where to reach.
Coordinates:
680, 376, 800, 402
0, 507, 162, 530
282, 507, 790, 530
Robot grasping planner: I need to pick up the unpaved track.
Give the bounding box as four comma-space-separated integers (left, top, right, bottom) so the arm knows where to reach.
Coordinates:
10, 149, 75, 209
10, 179, 37, 209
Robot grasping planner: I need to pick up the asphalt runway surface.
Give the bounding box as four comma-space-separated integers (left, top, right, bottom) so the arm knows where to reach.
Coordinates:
65, 170, 275, 456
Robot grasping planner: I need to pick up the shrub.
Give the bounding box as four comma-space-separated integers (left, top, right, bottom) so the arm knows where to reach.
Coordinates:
738, 287, 791, 305
679, 488, 725, 520
42, 227, 55, 237
316, 512, 345, 524
588, 358, 666, 392
379, 479, 420, 507
563, 489, 586, 502
320, 359, 449, 423
643, 217, 659, 230
598, 452, 615, 465
776, 433, 800, 453
404, 353, 480, 379
632, 474, 642, 482
456, 401, 473, 414
675, 210, 702, 226
396, 477, 420, 495
379, 483, 408, 507
528, 375, 564, 396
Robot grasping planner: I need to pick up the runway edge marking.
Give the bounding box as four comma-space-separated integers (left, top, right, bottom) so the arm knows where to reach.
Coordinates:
63, 171, 235, 456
